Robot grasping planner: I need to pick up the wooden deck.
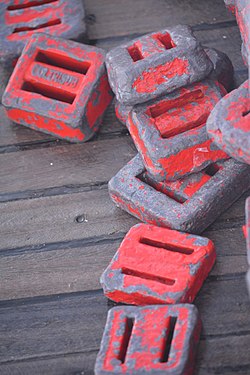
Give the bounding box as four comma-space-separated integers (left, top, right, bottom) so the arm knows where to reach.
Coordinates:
0, 1, 249, 374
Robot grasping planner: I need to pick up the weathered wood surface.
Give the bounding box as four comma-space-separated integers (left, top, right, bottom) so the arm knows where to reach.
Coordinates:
0, 275, 249, 374
84, 0, 235, 39
0, 187, 249, 251
0, 0, 249, 374
0, 238, 247, 301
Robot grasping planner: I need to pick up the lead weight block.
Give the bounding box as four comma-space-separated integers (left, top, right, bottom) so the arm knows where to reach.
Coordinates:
206, 80, 250, 165
101, 223, 216, 305
0, 0, 87, 63
127, 80, 228, 181
115, 49, 234, 126
95, 304, 201, 375
0, 0, 87, 91
2, 33, 113, 142
109, 154, 250, 234
106, 25, 213, 105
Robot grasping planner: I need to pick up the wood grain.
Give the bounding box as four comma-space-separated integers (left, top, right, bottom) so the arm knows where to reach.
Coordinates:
0, 277, 249, 367
0, 136, 136, 200
85, 0, 234, 40
0, 186, 249, 251
0, 235, 247, 300
1, 340, 250, 375
0, 188, 138, 251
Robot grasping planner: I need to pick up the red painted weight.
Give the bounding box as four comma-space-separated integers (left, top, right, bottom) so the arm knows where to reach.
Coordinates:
109, 154, 250, 234
127, 80, 229, 181
2, 33, 113, 142
101, 223, 216, 305
0, 0, 87, 68
206, 80, 250, 164
95, 304, 201, 375
106, 25, 213, 105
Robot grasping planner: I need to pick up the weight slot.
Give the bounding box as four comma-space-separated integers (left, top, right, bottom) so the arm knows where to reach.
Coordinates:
121, 267, 176, 286
7, 0, 59, 11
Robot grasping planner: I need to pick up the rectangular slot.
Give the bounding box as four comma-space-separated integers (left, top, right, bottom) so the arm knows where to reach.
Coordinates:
204, 163, 220, 177
118, 317, 134, 364
12, 19, 61, 33
147, 89, 207, 138
156, 32, 176, 50
7, 0, 58, 11
160, 317, 177, 363
137, 172, 186, 204
122, 267, 176, 286
149, 90, 204, 119
35, 50, 90, 75
127, 44, 144, 62
140, 237, 194, 255
21, 81, 75, 104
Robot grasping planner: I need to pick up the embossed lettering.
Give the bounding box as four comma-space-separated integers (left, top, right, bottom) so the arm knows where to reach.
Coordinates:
32, 65, 79, 88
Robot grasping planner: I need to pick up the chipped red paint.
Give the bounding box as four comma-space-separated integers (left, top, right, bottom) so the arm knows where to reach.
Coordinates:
133, 58, 189, 93
207, 80, 250, 164
0, 0, 87, 69
158, 139, 227, 179
127, 80, 228, 181
86, 73, 113, 129
101, 223, 216, 305
2, 33, 113, 142
142, 170, 211, 200
225, 83, 249, 132
6, 107, 85, 141
95, 304, 201, 374
106, 25, 213, 105
108, 154, 250, 234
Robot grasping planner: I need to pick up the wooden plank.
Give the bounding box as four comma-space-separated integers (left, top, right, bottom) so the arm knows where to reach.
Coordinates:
0, 136, 136, 200
0, 189, 138, 251
0, 234, 247, 301
0, 276, 249, 363
0, 352, 98, 375
0, 185, 248, 251
84, 0, 234, 40
2, 337, 250, 375
197, 336, 250, 375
